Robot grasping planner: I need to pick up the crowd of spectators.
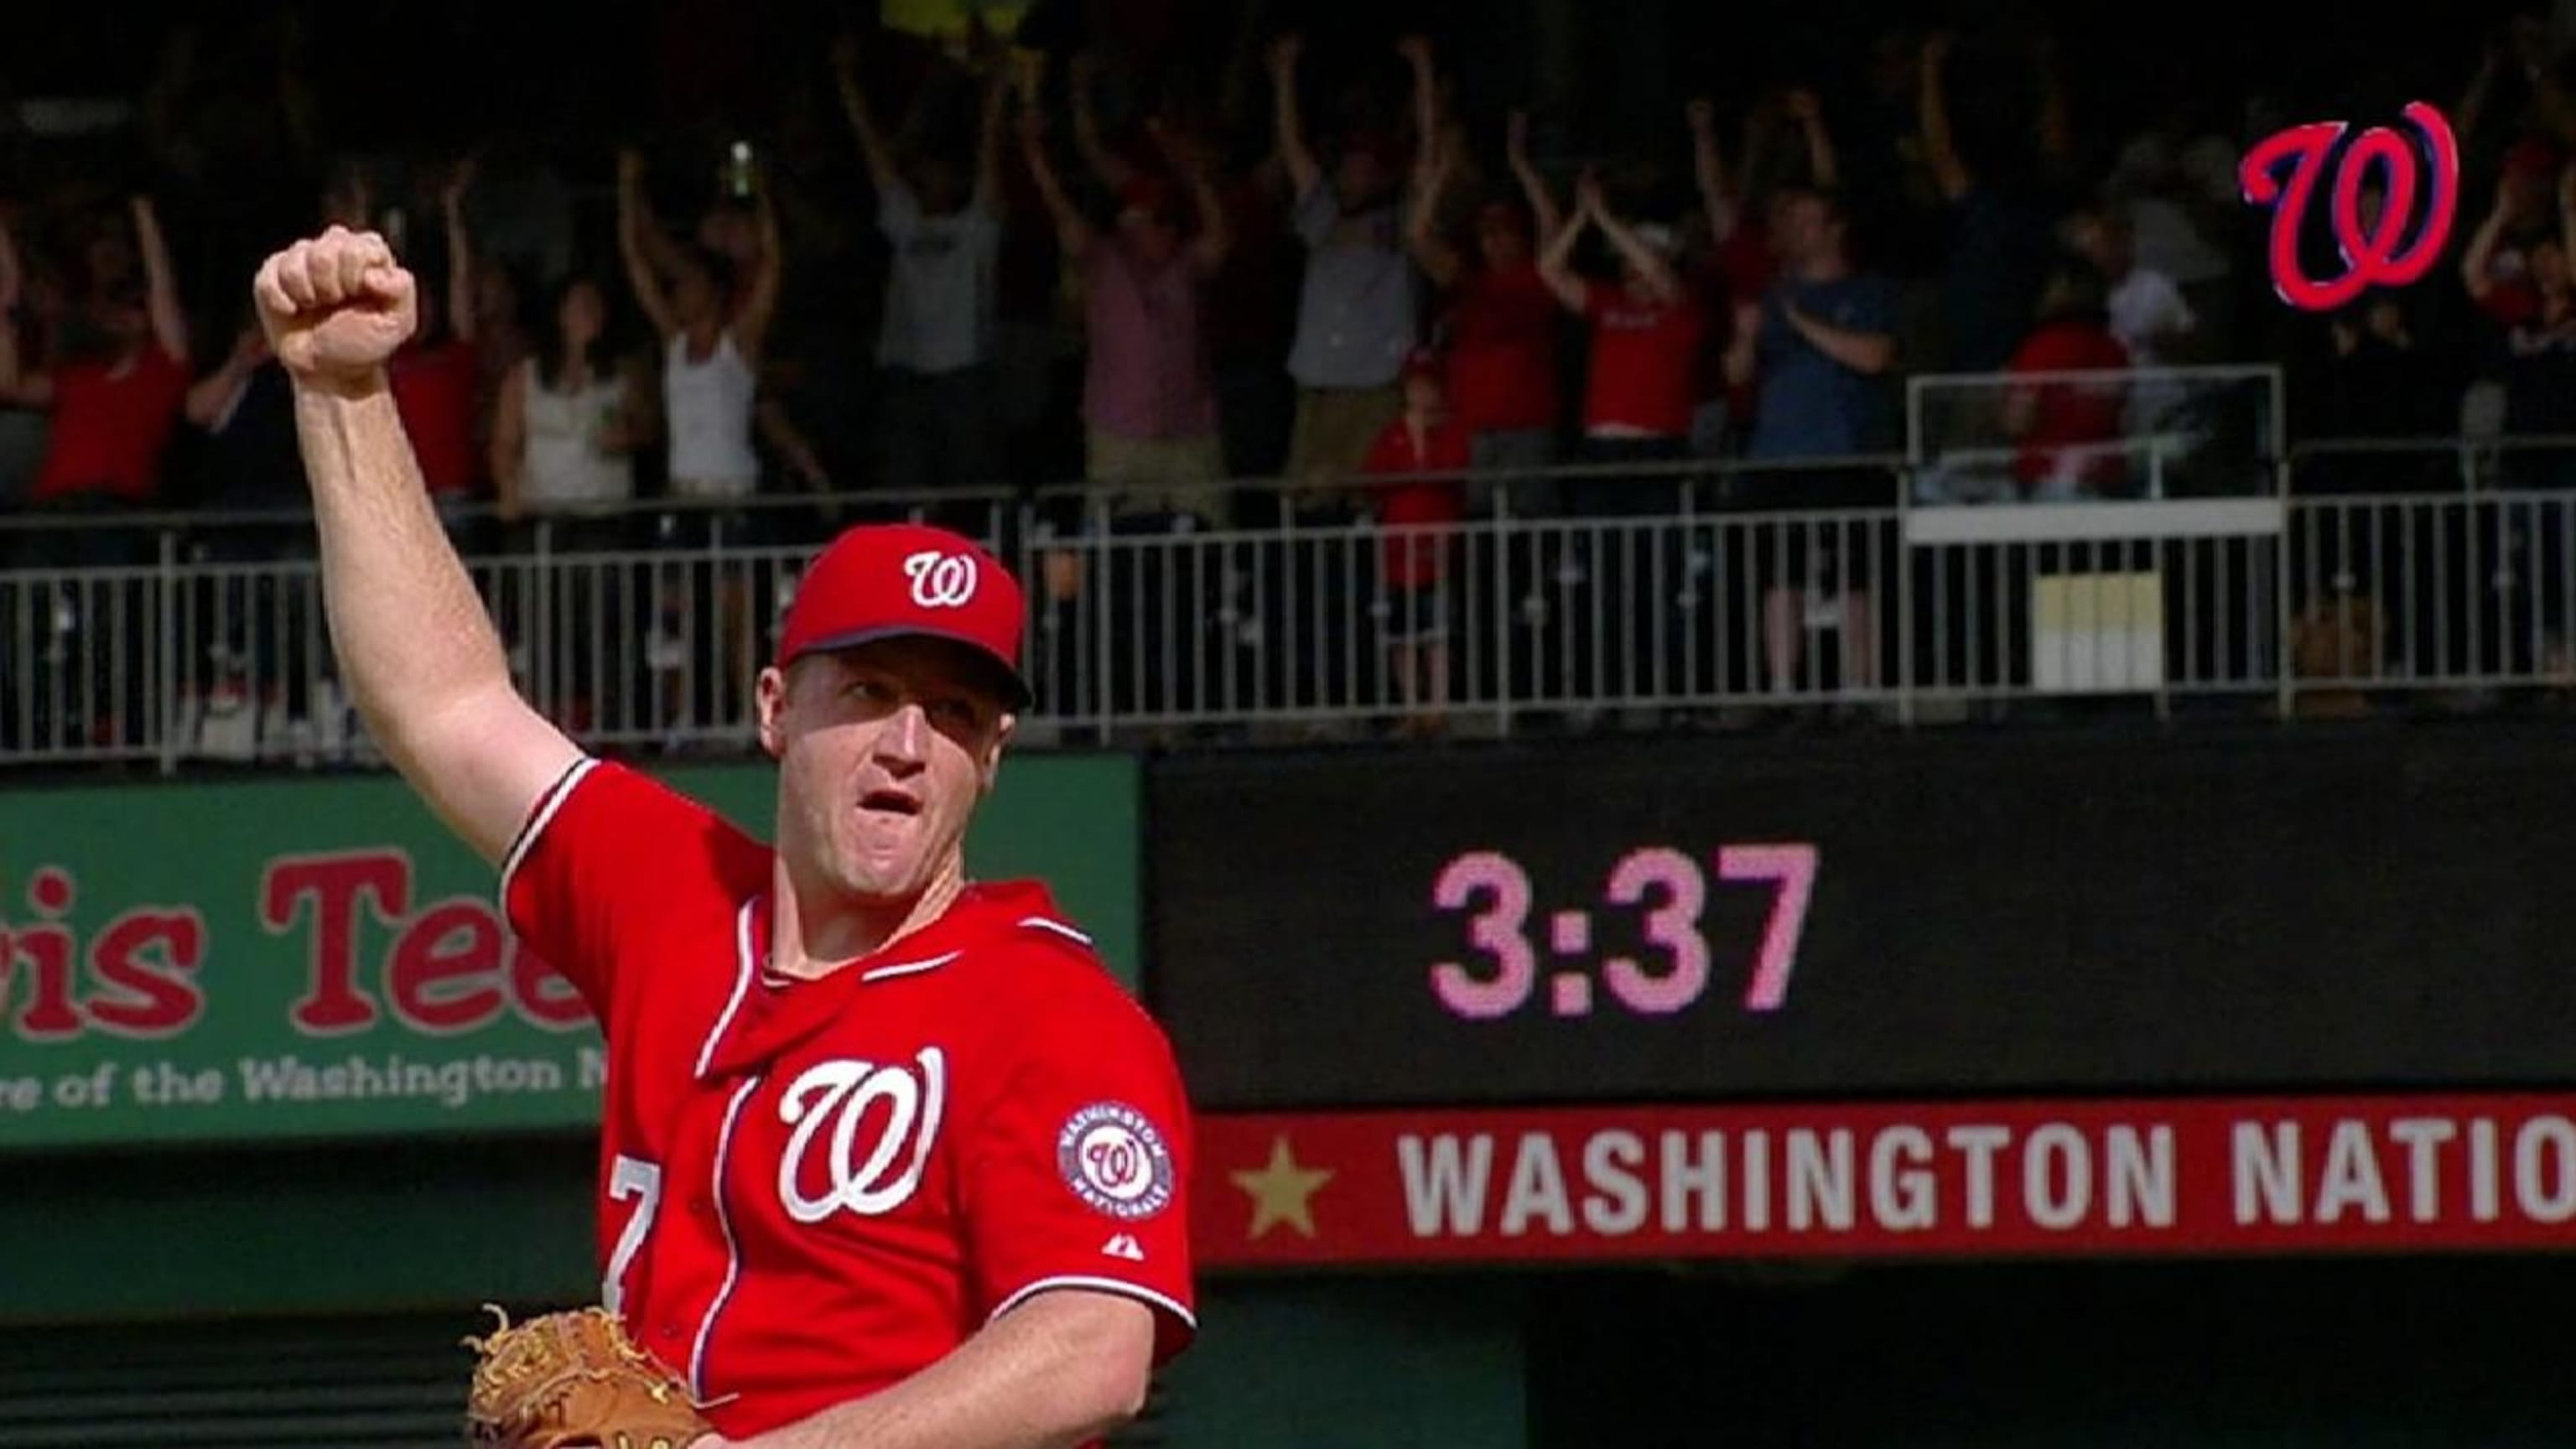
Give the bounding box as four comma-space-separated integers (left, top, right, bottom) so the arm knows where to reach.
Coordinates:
2, 2, 2573, 745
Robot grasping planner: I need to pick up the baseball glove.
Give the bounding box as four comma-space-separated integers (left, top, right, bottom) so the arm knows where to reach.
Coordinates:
462, 1304, 713, 1449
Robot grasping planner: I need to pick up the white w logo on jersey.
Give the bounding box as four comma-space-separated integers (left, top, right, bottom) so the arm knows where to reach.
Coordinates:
776, 1048, 947, 1221
903, 550, 979, 608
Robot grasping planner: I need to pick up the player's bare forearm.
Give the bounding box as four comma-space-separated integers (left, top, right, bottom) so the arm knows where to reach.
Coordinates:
703, 1291, 1155, 1449
293, 386, 579, 856
295, 385, 509, 709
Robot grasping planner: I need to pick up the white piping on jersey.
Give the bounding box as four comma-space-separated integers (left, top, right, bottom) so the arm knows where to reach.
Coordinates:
986, 1274, 1197, 1330
693, 899, 760, 1081
1018, 917, 1093, 948
839, 917, 1083, 984
688, 1075, 760, 1401
857, 950, 962, 984
753, 916, 1088, 992
496, 756, 600, 911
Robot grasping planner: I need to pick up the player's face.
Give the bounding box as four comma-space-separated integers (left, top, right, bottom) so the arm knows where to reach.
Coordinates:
757, 638, 1014, 909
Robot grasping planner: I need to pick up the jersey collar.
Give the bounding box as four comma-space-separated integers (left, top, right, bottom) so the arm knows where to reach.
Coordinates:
699, 882, 1059, 1079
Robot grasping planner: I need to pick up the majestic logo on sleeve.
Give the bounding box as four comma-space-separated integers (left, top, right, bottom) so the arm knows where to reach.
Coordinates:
776, 1048, 947, 1222
1057, 1101, 1176, 1221
903, 550, 979, 608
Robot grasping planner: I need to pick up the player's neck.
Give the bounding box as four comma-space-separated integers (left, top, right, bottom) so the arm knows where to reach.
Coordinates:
767, 860, 968, 980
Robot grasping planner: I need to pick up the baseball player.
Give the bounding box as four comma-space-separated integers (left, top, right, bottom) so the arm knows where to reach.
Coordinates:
252, 226, 1195, 1446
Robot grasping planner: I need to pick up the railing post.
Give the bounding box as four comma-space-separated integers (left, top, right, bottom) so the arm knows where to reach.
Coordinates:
1893, 460, 1915, 728
156, 528, 181, 776
1493, 482, 1515, 739
710, 509, 730, 745
531, 518, 553, 716
1015, 496, 1041, 721
1090, 495, 1115, 741
2275, 453, 2298, 724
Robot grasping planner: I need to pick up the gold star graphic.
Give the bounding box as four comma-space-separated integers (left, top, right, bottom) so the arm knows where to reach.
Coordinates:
1229, 1135, 1335, 1240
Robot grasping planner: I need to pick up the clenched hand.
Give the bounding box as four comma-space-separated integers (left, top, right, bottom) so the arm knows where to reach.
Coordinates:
251, 226, 418, 391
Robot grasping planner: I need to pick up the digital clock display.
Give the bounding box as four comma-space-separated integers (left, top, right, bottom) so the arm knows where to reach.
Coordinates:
1146, 733, 2576, 1110
1428, 845, 1817, 1021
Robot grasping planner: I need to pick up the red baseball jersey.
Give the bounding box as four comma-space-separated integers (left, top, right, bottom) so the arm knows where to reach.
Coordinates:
501, 756, 1197, 1441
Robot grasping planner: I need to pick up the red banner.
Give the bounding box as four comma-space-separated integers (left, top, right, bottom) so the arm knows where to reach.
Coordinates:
1193, 1095, 2576, 1268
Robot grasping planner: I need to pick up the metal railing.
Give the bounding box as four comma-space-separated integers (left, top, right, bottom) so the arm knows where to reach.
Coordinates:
8, 439, 2576, 769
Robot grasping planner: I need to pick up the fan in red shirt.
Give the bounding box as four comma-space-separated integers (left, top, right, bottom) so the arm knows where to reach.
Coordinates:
2463, 138, 2561, 332
1405, 97, 1566, 514
1, 198, 191, 516
0, 196, 193, 746
1363, 349, 1470, 735
252, 227, 1193, 1448
386, 164, 485, 533
1540, 169, 1706, 516
2002, 259, 2133, 500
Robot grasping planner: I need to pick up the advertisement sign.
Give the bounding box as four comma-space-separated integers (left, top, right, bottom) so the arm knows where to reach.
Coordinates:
1149, 733, 2576, 1109
0, 754, 1138, 1149
1197, 1093, 2576, 1268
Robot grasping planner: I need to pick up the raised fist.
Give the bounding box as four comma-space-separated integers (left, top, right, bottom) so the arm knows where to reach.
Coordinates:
251, 226, 417, 388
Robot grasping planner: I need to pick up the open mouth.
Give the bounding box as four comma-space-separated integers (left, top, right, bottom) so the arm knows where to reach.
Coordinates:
859, 788, 923, 818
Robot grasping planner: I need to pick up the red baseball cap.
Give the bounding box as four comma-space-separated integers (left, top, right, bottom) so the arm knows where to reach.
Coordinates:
776, 522, 1032, 709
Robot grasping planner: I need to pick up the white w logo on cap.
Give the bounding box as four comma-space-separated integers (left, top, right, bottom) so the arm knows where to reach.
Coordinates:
903, 550, 979, 608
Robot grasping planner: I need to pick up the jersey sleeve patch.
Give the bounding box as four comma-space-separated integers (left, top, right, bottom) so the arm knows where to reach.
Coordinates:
1055, 1101, 1177, 1222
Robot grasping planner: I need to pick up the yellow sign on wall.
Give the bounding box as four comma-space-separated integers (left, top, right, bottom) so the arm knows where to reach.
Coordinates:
881, 0, 1034, 47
